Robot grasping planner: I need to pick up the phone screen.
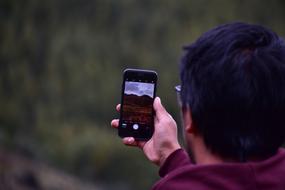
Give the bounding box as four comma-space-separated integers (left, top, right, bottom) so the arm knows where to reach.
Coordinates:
119, 69, 157, 140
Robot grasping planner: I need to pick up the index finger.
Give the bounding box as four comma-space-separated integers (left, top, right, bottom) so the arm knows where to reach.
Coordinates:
116, 104, 121, 112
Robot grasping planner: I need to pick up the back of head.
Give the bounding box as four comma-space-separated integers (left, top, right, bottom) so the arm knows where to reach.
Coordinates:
180, 22, 285, 161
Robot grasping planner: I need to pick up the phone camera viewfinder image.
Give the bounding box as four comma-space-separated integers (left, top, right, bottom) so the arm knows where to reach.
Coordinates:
122, 81, 154, 131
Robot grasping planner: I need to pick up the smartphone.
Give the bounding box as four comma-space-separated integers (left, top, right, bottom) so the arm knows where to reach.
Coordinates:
119, 68, 158, 141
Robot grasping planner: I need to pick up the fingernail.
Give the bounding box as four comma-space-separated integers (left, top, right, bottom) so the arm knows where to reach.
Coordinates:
155, 97, 160, 102
157, 97, 161, 104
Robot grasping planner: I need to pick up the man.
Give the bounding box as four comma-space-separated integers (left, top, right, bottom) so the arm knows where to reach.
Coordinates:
111, 22, 285, 190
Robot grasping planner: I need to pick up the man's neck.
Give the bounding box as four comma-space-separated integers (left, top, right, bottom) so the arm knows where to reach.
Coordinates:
191, 135, 226, 165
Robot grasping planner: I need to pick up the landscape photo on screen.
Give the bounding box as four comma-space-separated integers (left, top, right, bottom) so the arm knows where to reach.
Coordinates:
123, 81, 154, 124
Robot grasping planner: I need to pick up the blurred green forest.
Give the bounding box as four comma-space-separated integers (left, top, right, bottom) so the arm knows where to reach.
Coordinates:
1, 0, 285, 189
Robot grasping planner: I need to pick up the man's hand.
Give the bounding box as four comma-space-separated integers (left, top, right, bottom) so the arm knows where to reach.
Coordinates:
111, 97, 181, 167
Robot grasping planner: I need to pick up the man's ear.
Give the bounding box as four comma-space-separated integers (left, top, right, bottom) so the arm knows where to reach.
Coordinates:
182, 108, 196, 134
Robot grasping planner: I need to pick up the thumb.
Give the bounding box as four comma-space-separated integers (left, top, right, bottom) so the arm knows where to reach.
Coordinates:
153, 97, 168, 119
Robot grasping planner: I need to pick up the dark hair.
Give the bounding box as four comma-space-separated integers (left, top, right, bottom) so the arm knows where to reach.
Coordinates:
180, 22, 285, 161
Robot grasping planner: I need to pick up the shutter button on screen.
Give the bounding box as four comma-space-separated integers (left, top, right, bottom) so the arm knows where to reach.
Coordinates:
133, 124, 139, 130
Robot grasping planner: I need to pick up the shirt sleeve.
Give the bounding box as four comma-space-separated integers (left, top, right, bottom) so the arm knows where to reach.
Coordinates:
159, 148, 192, 177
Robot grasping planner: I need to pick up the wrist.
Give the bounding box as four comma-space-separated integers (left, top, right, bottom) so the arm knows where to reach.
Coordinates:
159, 143, 181, 167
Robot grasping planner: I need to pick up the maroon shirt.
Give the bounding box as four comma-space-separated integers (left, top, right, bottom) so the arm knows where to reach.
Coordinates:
152, 148, 285, 190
